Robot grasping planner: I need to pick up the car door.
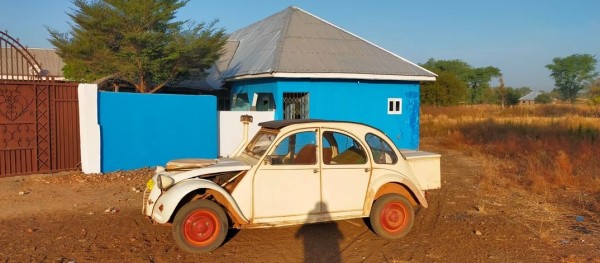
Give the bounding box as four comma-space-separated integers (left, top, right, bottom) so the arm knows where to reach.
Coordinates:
252, 129, 321, 220
320, 129, 371, 214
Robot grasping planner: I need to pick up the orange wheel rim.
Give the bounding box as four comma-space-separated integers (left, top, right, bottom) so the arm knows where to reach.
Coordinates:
183, 210, 220, 246
380, 201, 408, 234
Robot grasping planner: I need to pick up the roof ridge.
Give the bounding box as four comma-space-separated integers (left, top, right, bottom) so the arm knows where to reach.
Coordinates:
292, 6, 437, 77
271, 6, 295, 72
519, 91, 541, 100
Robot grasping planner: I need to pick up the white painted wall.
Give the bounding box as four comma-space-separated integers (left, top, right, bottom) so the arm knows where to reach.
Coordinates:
219, 111, 275, 157
78, 84, 101, 173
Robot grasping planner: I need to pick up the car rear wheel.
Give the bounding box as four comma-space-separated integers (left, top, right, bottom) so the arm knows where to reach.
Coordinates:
369, 194, 414, 239
173, 199, 228, 253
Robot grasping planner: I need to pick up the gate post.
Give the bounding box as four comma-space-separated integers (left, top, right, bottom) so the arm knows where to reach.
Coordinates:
78, 84, 101, 173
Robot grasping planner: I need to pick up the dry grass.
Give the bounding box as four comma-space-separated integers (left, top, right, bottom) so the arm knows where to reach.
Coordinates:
423, 104, 600, 119
421, 104, 600, 214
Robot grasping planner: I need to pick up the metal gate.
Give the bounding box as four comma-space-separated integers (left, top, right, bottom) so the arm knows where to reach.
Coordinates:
1, 31, 80, 177
0, 80, 80, 177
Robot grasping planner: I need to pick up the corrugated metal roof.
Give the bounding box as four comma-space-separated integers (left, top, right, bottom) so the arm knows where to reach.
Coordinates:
29, 49, 64, 77
0, 48, 64, 77
519, 91, 541, 101
219, 6, 436, 82
215, 41, 239, 74
222, 8, 289, 78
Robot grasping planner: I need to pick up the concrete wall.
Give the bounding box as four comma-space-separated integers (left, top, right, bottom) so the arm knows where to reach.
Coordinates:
218, 111, 275, 157
98, 92, 218, 172
231, 78, 421, 150
78, 84, 101, 173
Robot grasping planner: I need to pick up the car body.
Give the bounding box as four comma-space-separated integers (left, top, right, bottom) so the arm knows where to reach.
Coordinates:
142, 119, 441, 252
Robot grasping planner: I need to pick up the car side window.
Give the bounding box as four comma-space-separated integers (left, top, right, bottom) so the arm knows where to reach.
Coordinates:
322, 131, 367, 165
269, 131, 317, 165
365, 133, 398, 164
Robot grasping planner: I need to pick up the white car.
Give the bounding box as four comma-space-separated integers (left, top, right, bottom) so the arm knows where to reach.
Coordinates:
143, 119, 441, 252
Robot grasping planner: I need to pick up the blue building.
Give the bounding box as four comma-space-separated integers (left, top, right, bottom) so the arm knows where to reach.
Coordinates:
206, 6, 436, 150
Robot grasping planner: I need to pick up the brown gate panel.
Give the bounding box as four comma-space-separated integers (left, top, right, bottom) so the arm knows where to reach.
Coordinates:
0, 83, 37, 175
0, 80, 80, 177
0, 149, 35, 175
52, 83, 80, 171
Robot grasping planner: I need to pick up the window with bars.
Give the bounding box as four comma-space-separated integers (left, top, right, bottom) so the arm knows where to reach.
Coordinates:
283, 92, 309, 120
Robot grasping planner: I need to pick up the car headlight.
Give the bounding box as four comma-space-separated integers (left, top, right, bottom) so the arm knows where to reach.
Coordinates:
158, 174, 175, 190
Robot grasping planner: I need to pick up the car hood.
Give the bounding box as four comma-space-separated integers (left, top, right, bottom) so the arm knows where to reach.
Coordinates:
164, 157, 252, 183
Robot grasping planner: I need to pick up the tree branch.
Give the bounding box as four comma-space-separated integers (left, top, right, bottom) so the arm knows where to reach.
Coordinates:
149, 60, 181, 93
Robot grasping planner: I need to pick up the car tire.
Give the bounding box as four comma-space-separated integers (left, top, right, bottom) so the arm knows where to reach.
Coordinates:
369, 194, 414, 239
173, 199, 229, 253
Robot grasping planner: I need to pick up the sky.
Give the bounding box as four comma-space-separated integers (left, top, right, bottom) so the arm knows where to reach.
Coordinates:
1, 0, 599, 92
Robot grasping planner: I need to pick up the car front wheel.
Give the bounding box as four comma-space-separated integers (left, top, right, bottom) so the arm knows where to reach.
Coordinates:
173, 199, 229, 253
369, 194, 414, 239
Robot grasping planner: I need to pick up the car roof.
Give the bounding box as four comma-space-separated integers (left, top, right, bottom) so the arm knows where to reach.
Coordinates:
258, 119, 381, 132
258, 119, 327, 129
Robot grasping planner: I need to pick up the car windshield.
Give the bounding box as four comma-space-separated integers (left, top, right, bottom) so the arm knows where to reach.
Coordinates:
242, 130, 278, 159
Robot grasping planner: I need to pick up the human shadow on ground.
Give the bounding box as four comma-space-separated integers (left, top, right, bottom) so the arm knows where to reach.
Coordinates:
295, 202, 343, 263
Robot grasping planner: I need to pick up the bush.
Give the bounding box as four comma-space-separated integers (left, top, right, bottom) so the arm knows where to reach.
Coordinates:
535, 93, 553, 104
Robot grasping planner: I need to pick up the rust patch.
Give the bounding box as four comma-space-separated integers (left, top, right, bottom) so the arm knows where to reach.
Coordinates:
374, 183, 418, 206
222, 171, 247, 193
363, 188, 376, 214
205, 189, 247, 227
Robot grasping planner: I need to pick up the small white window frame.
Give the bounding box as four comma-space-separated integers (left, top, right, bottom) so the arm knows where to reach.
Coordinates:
387, 98, 402, 115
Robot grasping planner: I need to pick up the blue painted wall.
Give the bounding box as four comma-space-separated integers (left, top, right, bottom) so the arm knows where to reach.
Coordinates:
98, 92, 217, 172
231, 78, 421, 150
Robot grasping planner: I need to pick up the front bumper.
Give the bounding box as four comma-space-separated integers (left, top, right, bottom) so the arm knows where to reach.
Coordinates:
142, 174, 161, 217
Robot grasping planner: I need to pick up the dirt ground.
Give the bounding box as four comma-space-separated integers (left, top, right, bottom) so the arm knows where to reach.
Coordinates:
1, 142, 599, 263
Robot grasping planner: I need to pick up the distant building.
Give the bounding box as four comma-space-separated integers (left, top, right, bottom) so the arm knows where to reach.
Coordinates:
0, 48, 65, 80
519, 91, 541, 105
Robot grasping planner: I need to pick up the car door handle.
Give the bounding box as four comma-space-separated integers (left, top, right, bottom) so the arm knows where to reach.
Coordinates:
313, 169, 319, 173
365, 168, 371, 172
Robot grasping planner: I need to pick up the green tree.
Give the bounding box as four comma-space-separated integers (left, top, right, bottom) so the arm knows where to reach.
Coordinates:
421, 59, 472, 80
588, 78, 600, 105
421, 58, 501, 105
48, 0, 227, 93
479, 86, 497, 104
495, 77, 522, 108
550, 88, 562, 100
545, 54, 598, 103
589, 78, 600, 94
496, 77, 507, 108
505, 88, 522, 106
534, 92, 553, 104
421, 71, 468, 106
465, 66, 502, 104
492, 86, 526, 107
